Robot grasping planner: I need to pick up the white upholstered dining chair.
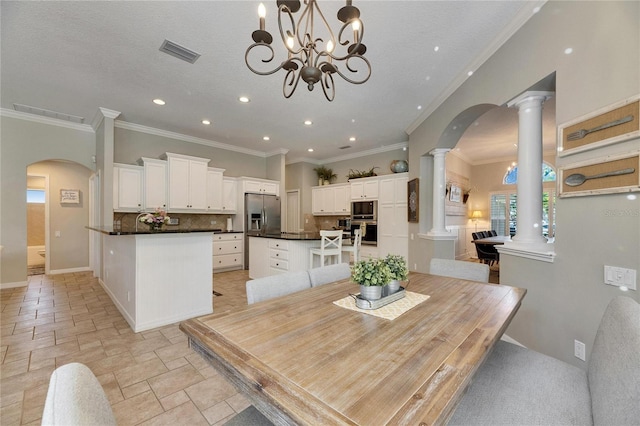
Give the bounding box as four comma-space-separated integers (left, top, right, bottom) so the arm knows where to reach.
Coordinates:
429, 258, 490, 283
341, 229, 361, 264
309, 230, 343, 268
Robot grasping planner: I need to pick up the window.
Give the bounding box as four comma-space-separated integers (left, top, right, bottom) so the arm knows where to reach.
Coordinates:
492, 162, 556, 238
27, 189, 45, 203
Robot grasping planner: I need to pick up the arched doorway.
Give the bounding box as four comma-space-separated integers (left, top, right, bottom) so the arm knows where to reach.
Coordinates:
26, 160, 93, 275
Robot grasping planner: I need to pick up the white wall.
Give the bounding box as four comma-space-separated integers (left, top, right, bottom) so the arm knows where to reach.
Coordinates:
407, 1, 639, 368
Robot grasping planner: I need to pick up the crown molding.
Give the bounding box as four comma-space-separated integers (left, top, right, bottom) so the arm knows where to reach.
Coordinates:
91, 108, 121, 131
406, 0, 547, 135
0, 108, 94, 133
114, 121, 268, 158
265, 148, 289, 157
286, 157, 323, 166
320, 142, 409, 164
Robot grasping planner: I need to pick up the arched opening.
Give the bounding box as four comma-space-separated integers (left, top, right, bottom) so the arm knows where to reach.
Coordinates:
26, 160, 93, 276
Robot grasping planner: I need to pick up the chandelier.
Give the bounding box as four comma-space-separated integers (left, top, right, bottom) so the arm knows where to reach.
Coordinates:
245, 0, 371, 101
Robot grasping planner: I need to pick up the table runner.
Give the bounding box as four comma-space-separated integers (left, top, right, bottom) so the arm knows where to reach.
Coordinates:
333, 291, 430, 320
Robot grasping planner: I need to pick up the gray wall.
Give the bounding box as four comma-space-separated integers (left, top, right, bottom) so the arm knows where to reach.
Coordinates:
0, 116, 95, 285
408, 1, 639, 368
115, 127, 266, 177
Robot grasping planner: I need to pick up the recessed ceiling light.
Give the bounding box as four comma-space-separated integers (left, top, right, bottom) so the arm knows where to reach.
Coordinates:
533, 6, 541, 13
434, 46, 440, 52
349, 137, 356, 142
467, 71, 474, 77
402, 147, 407, 151
263, 136, 270, 141
202, 120, 211, 125
153, 99, 166, 105
351, 118, 356, 123
564, 47, 573, 55
304, 120, 313, 126
308, 148, 314, 152
238, 96, 250, 103
417, 105, 422, 110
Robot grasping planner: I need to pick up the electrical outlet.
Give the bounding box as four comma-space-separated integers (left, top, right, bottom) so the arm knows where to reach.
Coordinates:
574, 339, 586, 361
168, 217, 179, 225
210, 220, 217, 225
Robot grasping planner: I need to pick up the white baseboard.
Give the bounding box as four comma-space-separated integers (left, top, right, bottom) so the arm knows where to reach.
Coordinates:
501, 334, 526, 347
48, 266, 91, 275
1, 281, 28, 289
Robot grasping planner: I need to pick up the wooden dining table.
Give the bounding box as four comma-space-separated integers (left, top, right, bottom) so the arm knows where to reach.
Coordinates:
180, 272, 526, 425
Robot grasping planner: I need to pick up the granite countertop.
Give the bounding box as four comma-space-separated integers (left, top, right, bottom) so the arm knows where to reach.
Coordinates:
86, 226, 243, 236
248, 232, 323, 241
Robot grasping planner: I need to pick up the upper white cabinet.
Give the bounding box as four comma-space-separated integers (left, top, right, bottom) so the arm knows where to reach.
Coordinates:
162, 153, 210, 212
206, 167, 225, 212
222, 177, 238, 213
113, 163, 143, 212
242, 178, 279, 196
378, 174, 409, 259
350, 178, 379, 200
137, 157, 167, 211
312, 183, 350, 215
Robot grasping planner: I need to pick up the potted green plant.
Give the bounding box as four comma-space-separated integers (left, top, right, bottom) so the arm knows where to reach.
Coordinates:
351, 258, 392, 300
383, 254, 408, 294
313, 166, 337, 185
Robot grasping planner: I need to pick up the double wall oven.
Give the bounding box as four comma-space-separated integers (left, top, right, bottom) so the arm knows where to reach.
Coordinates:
351, 200, 377, 246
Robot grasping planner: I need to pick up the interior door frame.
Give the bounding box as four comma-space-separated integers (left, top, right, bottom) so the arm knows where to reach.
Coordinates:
26, 172, 50, 274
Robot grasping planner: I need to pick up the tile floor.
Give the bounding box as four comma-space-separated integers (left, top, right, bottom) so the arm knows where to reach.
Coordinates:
0, 269, 252, 425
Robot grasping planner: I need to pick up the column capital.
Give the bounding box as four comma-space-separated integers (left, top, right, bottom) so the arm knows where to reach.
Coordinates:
507, 91, 554, 109
428, 148, 451, 157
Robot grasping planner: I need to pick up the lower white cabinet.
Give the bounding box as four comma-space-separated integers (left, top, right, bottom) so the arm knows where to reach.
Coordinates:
248, 237, 317, 279
213, 233, 243, 272
359, 246, 379, 260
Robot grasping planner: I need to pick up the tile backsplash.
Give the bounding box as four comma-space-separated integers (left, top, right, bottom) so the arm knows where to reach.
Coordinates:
115, 213, 234, 232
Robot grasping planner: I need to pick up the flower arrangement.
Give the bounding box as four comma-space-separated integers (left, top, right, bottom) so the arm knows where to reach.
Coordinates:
384, 254, 408, 281
139, 208, 170, 228
351, 258, 392, 287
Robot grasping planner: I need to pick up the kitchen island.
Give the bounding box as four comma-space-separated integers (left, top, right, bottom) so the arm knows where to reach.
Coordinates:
248, 233, 324, 279
88, 227, 220, 332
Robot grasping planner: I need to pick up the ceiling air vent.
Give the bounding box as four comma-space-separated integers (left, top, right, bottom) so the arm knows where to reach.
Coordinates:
159, 39, 200, 64
338, 145, 352, 150
13, 104, 84, 123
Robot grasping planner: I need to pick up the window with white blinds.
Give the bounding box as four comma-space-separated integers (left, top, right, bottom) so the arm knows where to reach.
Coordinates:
490, 190, 555, 237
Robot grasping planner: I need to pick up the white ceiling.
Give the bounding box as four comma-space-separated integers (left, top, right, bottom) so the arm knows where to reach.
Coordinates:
1, 0, 553, 163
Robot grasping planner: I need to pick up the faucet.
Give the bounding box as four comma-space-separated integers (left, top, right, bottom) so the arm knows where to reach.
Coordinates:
135, 212, 146, 232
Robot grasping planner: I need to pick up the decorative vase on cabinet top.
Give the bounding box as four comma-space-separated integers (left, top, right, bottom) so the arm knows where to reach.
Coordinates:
390, 160, 408, 173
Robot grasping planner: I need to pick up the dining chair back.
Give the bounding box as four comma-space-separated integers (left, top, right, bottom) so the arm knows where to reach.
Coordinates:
309, 263, 352, 287
246, 271, 312, 304
471, 232, 481, 240
490, 230, 498, 236
309, 230, 343, 268
429, 258, 490, 283
341, 229, 361, 264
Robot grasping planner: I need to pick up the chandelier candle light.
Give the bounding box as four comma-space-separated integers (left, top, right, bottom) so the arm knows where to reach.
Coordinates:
246, 0, 371, 101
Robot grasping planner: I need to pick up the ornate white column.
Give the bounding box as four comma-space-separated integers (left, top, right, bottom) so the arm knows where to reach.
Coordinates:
507, 91, 553, 246
427, 148, 453, 237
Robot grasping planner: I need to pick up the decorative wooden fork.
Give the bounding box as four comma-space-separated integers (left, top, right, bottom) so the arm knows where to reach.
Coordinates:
566, 115, 633, 141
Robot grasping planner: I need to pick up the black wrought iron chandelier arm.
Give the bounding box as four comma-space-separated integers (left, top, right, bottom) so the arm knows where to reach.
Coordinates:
244, 43, 287, 76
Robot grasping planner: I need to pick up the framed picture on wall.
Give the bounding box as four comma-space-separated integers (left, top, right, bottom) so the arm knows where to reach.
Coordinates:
449, 184, 461, 202
408, 178, 419, 222
60, 189, 80, 204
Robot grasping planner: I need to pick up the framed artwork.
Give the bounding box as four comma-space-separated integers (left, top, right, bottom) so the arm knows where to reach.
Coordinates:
558, 94, 639, 157
408, 178, 419, 222
449, 184, 461, 203
558, 153, 639, 198
60, 189, 80, 204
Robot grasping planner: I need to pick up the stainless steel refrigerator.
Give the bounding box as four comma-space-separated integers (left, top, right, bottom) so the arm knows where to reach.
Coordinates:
245, 193, 281, 268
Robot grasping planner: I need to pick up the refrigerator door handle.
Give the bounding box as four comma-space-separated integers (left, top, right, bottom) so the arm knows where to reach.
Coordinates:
264, 207, 268, 229
261, 208, 265, 232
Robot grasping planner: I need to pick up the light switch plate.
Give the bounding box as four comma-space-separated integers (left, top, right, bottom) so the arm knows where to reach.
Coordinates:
604, 265, 637, 290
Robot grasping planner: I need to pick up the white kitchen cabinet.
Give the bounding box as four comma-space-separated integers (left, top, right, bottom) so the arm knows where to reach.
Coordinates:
312, 187, 335, 215
248, 236, 317, 279
312, 183, 350, 215
350, 178, 379, 200
137, 158, 167, 211
213, 233, 243, 272
359, 246, 379, 261
113, 163, 143, 212
163, 152, 210, 212
242, 178, 279, 196
378, 174, 408, 259
206, 167, 225, 212
222, 177, 238, 213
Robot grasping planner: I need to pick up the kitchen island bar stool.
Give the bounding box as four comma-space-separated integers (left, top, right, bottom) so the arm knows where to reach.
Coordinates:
309, 230, 343, 268
341, 229, 361, 264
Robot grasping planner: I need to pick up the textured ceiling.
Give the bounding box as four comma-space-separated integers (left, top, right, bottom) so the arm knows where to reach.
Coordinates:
1, 0, 548, 163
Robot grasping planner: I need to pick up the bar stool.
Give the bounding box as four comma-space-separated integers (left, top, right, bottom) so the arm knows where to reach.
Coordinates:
309, 230, 343, 268
341, 229, 361, 264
